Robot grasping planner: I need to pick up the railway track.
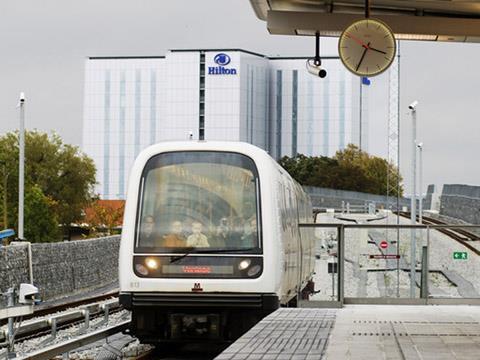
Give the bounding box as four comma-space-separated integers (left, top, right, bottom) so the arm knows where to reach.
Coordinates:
1, 294, 222, 359
1, 298, 122, 345
398, 212, 480, 256
0, 292, 133, 360
16, 320, 130, 360
0, 290, 119, 327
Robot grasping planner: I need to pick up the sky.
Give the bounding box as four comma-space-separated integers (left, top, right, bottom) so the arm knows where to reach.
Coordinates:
1, 0, 479, 195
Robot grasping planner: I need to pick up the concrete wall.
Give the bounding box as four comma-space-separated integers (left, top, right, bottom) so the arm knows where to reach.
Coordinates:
440, 184, 480, 224
0, 236, 120, 302
304, 186, 410, 210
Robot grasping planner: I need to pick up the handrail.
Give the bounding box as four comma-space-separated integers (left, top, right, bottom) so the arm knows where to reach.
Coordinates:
299, 223, 480, 229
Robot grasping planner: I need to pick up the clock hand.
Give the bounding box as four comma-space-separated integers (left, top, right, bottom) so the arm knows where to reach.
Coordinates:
345, 33, 369, 49
356, 42, 370, 71
346, 33, 388, 55
368, 46, 387, 55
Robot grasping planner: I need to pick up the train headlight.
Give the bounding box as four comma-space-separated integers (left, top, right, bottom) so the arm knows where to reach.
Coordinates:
247, 264, 262, 277
238, 259, 251, 270
145, 257, 159, 270
135, 263, 149, 276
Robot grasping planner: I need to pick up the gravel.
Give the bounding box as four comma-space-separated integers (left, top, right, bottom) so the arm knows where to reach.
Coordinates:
9, 309, 131, 357
312, 212, 480, 299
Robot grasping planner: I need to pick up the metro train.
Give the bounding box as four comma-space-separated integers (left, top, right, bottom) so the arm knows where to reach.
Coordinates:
119, 141, 316, 344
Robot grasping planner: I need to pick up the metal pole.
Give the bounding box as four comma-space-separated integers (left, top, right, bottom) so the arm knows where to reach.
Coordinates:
410, 106, 417, 298
2, 165, 7, 228
359, 78, 363, 150
420, 246, 428, 299
396, 41, 401, 298
426, 226, 430, 299
18, 93, 25, 240
6, 288, 15, 357
418, 144, 423, 225
27, 242, 33, 284
337, 225, 345, 304
331, 262, 335, 300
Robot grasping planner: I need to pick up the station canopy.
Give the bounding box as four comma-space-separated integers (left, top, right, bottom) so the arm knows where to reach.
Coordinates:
249, 0, 480, 42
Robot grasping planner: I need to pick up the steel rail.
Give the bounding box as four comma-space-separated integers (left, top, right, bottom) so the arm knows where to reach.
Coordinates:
421, 220, 480, 256
396, 212, 480, 256
0, 298, 121, 344
18, 320, 129, 360
416, 215, 479, 240
0, 291, 119, 327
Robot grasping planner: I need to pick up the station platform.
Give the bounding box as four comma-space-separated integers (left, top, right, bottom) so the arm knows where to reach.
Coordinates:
215, 305, 480, 359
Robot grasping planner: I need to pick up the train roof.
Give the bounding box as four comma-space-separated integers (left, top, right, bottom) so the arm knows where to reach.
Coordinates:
135, 141, 271, 162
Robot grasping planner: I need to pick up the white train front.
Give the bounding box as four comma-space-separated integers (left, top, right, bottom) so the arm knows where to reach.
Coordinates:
119, 141, 315, 343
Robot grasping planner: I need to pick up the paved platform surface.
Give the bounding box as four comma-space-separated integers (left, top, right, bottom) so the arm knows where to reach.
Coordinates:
216, 305, 480, 360
215, 308, 336, 360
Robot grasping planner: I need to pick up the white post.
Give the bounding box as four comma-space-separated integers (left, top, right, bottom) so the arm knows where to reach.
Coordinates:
409, 103, 417, 298
18, 92, 25, 241
418, 143, 423, 225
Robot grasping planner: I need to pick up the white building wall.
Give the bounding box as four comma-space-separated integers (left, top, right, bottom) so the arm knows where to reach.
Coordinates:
269, 58, 360, 158
83, 58, 165, 199
204, 51, 241, 141
162, 52, 199, 141
83, 50, 364, 200
238, 53, 269, 148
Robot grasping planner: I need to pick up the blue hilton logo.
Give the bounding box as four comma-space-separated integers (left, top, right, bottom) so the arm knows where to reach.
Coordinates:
208, 53, 237, 75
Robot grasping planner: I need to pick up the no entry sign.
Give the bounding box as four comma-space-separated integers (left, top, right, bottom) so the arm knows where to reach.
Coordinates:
380, 240, 388, 249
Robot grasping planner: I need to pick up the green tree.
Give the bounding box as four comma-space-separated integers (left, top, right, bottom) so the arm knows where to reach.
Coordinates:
0, 130, 96, 241
278, 144, 403, 196
85, 199, 125, 237
335, 144, 403, 196
24, 184, 59, 242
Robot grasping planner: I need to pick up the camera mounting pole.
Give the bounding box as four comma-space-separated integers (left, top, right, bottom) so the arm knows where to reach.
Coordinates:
314, 32, 321, 66
306, 32, 327, 78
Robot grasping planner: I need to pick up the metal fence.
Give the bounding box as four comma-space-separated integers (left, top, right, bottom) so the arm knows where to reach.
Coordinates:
300, 223, 480, 306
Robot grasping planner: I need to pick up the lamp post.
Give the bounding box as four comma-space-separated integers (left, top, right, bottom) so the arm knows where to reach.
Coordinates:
409, 100, 418, 298
18, 92, 25, 240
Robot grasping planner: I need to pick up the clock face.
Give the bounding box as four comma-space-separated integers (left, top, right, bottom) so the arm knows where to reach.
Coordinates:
338, 18, 396, 77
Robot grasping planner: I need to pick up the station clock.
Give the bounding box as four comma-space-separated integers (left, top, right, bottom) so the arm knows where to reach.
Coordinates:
338, 18, 396, 77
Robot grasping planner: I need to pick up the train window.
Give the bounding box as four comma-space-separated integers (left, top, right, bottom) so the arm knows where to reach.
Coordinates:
135, 151, 262, 254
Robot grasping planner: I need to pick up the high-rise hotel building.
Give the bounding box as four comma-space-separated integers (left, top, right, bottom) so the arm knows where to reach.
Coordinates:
83, 49, 363, 199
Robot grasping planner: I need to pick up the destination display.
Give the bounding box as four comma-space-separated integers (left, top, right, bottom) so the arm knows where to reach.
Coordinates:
163, 265, 234, 275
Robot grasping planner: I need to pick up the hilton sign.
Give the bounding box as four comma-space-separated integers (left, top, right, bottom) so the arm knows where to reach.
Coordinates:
208, 53, 237, 75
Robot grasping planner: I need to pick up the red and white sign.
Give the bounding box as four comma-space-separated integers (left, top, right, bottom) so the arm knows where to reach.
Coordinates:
380, 240, 388, 249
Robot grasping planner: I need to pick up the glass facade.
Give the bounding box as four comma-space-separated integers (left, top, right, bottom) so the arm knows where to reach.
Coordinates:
83, 50, 362, 199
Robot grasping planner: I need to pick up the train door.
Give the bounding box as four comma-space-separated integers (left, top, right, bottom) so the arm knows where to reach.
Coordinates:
291, 187, 304, 299
285, 185, 301, 304
278, 181, 292, 303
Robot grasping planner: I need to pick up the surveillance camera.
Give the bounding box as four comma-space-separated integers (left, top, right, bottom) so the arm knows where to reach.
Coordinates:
306, 59, 327, 78
408, 100, 418, 110
417, 142, 423, 148
19, 283, 40, 305
19, 92, 25, 102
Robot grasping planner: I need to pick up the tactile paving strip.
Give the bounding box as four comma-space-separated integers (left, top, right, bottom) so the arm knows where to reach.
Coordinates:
325, 305, 480, 360
215, 308, 337, 360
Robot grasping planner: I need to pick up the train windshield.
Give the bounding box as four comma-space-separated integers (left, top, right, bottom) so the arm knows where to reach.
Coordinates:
135, 151, 261, 253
